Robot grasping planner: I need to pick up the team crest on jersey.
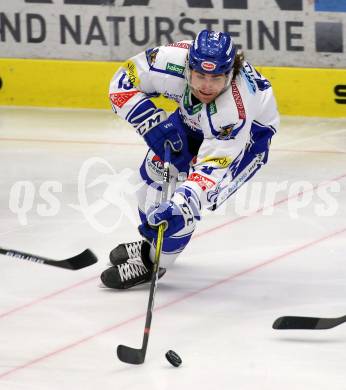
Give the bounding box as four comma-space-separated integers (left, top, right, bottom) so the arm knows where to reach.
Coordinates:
109, 91, 139, 108
217, 124, 236, 140
201, 61, 216, 72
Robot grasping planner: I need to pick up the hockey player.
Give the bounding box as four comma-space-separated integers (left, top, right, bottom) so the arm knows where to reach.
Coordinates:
101, 30, 279, 289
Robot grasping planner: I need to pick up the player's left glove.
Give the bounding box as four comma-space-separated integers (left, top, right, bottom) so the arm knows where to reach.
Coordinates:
247, 124, 275, 164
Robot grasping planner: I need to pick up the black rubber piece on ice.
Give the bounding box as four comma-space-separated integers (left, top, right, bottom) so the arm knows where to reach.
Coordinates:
165, 350, 182, 367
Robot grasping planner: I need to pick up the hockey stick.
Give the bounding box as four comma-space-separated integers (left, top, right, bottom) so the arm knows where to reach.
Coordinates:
0, 247, 97, 270
273, 315, 346, 330
117, 143, 171, 364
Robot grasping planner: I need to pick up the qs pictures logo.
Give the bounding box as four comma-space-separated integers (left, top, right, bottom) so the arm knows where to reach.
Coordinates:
8, 157, 145, 233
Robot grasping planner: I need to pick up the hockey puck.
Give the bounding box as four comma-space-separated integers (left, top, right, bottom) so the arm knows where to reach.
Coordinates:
165, 350, 182, 367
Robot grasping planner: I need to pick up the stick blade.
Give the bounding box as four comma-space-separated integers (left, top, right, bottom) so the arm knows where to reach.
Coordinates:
272, 315, 345, 330
45, 249, 98, 270
117, 345, 145, 365
273, 316, 320, 329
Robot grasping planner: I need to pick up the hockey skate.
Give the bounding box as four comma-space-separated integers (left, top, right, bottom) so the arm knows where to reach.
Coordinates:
100, 240, 166, 289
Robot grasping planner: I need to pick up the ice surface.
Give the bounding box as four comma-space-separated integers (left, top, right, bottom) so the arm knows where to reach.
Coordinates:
0, 107, 345, 390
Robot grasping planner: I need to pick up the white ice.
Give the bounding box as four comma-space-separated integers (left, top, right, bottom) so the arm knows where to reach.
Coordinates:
0, 106, 345, 390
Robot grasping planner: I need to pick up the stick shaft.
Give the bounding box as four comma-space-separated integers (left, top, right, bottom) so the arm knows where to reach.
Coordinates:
141, 145, 171, 353
117, 144, 171, 364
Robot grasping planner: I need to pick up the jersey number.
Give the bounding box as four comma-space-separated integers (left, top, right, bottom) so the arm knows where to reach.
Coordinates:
118, 73, 133, 90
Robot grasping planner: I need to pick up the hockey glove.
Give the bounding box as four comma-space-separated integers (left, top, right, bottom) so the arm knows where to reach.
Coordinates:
247, 123, 275, 164
138, 198, 195, 239
137, 108, 193, 174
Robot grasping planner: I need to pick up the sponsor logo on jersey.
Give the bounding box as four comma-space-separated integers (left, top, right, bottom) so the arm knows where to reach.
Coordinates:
137, 110, 165, 136
201, 61, 217, 72
167, 42, 191, 49
147, 154, 164, 176
163, 91, 183, 102
124, 60, 140, 86
181, 113, 202, 131
109, 91, 139, 108
200, 156, 232, 168
151, 155, 163, 169
231, 80, 246, 119
187, 173, 216, 191
166, 62, 185, 75
209, 101, 217, 115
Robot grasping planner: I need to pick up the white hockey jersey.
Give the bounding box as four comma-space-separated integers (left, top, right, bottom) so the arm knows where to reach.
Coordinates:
109, 41, 279, 210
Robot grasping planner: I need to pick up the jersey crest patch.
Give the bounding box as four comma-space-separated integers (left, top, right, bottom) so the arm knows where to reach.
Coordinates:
217, 124, 236, 140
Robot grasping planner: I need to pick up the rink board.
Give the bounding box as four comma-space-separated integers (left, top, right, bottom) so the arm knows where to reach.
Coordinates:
0, 58, 345, 117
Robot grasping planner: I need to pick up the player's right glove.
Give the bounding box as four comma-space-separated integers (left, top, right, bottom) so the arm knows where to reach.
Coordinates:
136, 108, 193, 174
138, 195, 195, 240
